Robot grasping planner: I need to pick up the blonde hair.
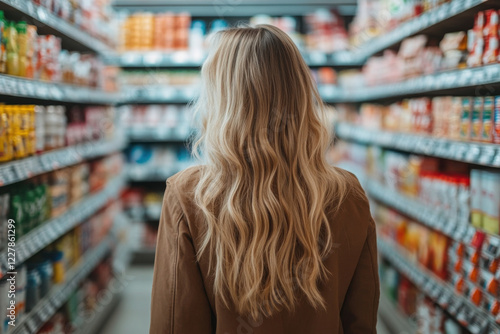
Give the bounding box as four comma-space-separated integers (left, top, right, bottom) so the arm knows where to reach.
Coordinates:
192, 24, 348, 319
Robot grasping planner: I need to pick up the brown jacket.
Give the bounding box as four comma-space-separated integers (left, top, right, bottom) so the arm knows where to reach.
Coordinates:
150, 166, 379, 334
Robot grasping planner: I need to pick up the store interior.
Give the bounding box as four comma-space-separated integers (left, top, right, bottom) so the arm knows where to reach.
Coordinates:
0, 0, 500, 333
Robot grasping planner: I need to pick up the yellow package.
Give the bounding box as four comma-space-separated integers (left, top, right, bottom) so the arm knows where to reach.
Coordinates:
10, 105, 26, 159
0, 104, 12, 162
24, 105, 35, 155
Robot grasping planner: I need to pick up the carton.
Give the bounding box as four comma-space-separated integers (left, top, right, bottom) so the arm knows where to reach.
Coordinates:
482, 171, 500, 235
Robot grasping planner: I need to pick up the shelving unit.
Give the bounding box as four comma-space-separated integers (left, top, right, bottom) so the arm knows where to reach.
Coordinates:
104, 50, 364, 68
10, 236, 115, 334
0, 175, 126, 278
335, 122, 500, 167
127, 128, 193, 143
337, 161, 500, 246
127, 163, 195, 182
120, 86, 197, 104
0, 74, 121, 103
378, 293, 418, 334
378, 238, 500, 334
0, 137, 126, 187
0, 0, 114, 54
333, 0, 491, 64
324, 64, 500, 103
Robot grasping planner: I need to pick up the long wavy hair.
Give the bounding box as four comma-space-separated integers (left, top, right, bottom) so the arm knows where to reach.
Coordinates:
192, 24, 348, 319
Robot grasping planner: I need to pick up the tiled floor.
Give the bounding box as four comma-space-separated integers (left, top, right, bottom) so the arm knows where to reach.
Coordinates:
101, 265, 392, 334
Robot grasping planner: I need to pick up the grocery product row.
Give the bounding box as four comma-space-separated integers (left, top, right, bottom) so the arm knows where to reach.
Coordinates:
338, 95, 500, 143
0, 10, 115, 89
118, 10, 348, 54
0, 153, 124, 276
119, 104, 194, 142
335, 142, 500, 236
0, 104, 117, 163
0, 0, 115, 54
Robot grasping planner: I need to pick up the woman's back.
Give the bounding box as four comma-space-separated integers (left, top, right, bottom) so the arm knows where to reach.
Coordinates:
150, 24, 379, 334
150, 165, 379, 334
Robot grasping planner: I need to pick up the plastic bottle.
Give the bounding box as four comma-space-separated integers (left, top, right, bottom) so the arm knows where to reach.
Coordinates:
6, 21, 19, 76
16, 22, 27, 78
52, 250, 65, 284
26, 269, 41, 312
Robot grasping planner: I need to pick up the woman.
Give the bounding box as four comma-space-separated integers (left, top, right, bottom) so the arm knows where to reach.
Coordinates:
150, 24, 379, 334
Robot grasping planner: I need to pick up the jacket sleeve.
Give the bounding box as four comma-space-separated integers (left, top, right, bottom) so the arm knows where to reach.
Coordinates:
340, 218, 380, 333
150, 181, 213, 334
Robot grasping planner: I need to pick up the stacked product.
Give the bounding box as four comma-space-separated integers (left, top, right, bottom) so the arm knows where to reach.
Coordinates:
380, 260, 468, 333
119, 11, 349, 54
0, 201, 120, 333
375, 201, 500, 325
337, 7, 500, 90
119, 12, 191, 51
120, 104, 193, 136
0, 105, 116, 163
335, 142, 500, 235
0, 11, 116, 88
343, 95, 500, 144
32, 0, 117, 46
0, 153, 123, 251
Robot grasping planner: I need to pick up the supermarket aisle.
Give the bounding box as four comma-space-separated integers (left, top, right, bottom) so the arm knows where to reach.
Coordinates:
99, 266, 154, 334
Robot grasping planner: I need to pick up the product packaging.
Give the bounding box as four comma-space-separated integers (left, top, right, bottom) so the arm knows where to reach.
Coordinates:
494, 96, 500, 144
481, 170, 500, 235
471, 97, 483, 141
460, 97, 472, 140
481, 97, 494, 142
470, 169, 483, 229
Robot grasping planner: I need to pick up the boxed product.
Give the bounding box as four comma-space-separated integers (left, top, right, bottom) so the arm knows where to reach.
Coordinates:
460, 97, 472, 140
471, 97, 484, 141
494, 96, 500, 144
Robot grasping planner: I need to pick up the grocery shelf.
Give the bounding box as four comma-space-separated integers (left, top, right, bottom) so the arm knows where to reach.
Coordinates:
10, 236, 114, 334
127, 127, 193, 142
338, 0, 490, 64
127, 205, 161, 222
0, 137, 127, 187
0, 0, 114, 54
127, 163, 197, 182
73, 281, 123, 334
0, 175, 126, 278
0, 74, 121, 103
378, 293, 418, 334
335, 122, 500, 167
337, 161, 500, 245
328, 64, 500, 103
122, 85, 344, 104
105, 51, 364, 68
120, 86, 197, 104
378, 238, 500, 334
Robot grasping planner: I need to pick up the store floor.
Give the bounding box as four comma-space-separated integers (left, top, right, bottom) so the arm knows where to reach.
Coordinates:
101, 265, 391, 334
